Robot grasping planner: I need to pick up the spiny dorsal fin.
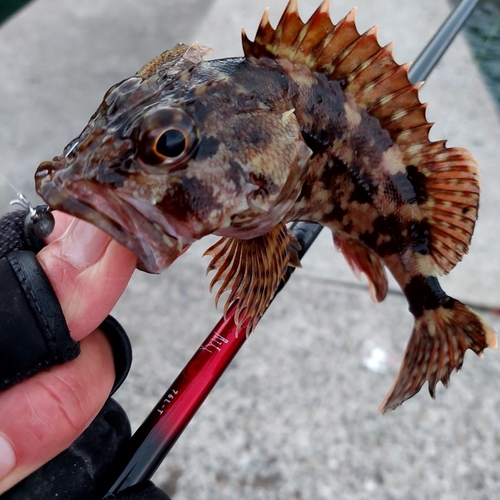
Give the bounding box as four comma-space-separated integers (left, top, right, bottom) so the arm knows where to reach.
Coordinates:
204, 223, 301, 334
243, 1, 480, 274
242, 1, 425, 148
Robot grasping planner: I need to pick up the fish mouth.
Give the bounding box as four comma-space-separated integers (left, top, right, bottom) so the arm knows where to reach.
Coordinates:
35, 165, 184, 273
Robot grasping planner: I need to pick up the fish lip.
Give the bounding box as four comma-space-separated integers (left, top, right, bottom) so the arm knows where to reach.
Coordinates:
37, 175, 182, 273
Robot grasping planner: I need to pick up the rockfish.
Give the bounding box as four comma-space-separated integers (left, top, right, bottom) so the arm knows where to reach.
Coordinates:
35, 0, 497, 412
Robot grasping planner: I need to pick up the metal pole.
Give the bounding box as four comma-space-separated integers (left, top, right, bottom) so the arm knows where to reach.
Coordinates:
408, 0, 479, 83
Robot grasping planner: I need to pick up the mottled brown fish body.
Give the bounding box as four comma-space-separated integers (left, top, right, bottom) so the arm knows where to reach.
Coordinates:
35, 0, 496, 413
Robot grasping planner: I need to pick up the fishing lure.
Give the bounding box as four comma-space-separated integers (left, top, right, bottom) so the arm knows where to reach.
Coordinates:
35, 0, 496, 412
9, 192, 54, 239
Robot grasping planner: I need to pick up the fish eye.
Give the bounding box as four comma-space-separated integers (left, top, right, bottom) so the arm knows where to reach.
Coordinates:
154, 129, 187, 158
139, 107, 199, 171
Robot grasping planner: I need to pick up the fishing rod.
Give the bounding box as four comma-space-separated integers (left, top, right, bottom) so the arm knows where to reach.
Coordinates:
102, 0, 479, 496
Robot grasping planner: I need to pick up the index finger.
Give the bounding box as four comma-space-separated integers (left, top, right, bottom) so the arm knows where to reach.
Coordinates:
37, 213, 137, 341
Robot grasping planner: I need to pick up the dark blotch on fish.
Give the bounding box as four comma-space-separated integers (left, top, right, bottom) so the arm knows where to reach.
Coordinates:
404, 275, 448, 317
405, 165, 428, 204
196, 136, 220, 160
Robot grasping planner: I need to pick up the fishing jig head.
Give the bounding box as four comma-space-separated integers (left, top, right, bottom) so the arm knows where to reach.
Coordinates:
10, 192, 55, 239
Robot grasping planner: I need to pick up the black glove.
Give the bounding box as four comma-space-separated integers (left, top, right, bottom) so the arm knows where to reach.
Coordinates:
0, 210, 170, 499
0, 210, 80, 390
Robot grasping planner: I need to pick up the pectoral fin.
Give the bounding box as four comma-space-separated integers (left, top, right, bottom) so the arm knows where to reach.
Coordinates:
204, 222, 300, 333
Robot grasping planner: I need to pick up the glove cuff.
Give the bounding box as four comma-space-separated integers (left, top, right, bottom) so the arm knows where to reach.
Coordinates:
99, 315, 133, 395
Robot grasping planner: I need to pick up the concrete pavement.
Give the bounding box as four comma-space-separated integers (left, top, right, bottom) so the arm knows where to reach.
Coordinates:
1, 0, 500, 498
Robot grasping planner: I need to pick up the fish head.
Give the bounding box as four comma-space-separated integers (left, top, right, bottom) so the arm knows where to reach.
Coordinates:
35, 43, 311, 273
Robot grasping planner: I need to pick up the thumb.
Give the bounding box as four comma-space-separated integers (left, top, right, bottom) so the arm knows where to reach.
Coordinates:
37, 213, 137, 341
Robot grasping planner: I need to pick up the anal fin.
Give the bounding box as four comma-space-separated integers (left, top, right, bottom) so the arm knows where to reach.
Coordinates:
379, 299, 497, 414
204, 222, 301, 333
333, 232, 388, 302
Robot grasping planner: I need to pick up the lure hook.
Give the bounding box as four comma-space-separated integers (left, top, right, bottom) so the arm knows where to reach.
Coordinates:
10, 192, 55, 239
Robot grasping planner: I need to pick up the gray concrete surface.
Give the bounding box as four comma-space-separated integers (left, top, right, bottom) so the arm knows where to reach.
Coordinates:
1, 0, 500, 499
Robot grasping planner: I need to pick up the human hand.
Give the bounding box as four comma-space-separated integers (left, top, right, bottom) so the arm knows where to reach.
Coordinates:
0, 212, 137, 494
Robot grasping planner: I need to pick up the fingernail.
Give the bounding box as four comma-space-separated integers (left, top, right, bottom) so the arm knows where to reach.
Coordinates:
59, 218, 112, 269
0, 434, 16, 480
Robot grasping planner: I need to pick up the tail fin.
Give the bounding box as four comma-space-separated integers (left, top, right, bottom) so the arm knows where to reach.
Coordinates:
379, 299, 497, 414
